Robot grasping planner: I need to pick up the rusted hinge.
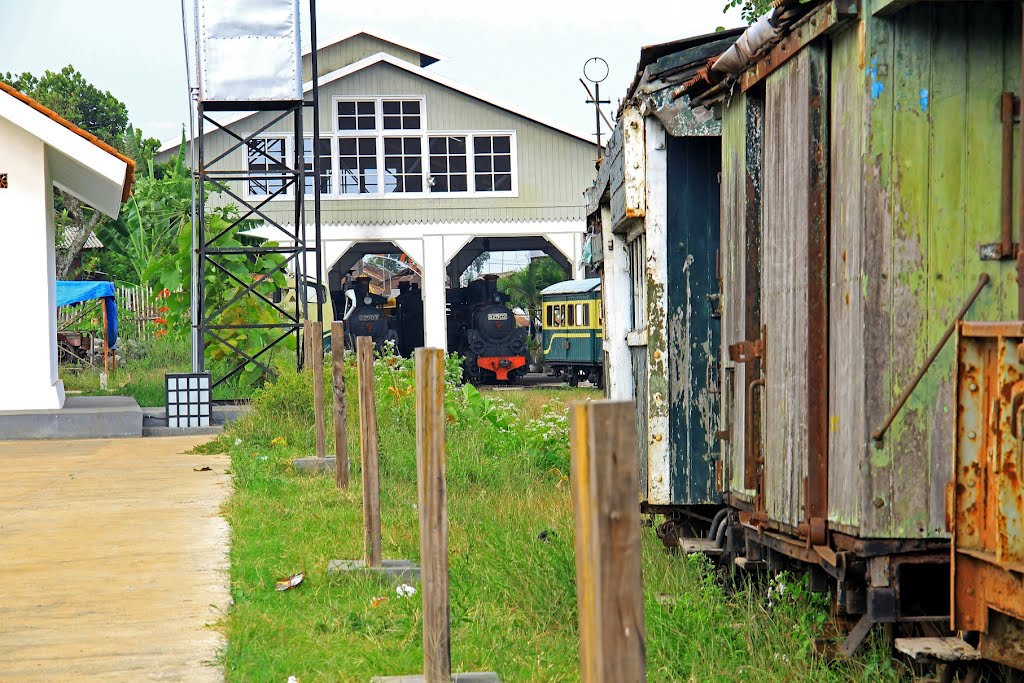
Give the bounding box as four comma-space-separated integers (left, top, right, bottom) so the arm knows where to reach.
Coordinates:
728, 338, 764, 363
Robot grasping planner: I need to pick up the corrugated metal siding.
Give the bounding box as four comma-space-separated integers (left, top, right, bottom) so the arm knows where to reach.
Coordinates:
853, 5, 1021, 538
762, 48, 815, 530
198, 62, 593, 225
719, 93, 754, 500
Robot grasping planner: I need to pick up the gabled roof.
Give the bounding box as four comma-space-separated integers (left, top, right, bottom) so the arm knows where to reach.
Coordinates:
0, 82, 135, 217
160, 51, 590, 152
302, 28, 446, 68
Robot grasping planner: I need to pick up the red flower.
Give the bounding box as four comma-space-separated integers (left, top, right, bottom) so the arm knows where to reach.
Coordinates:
159, 288, 170, 298
157, 306, 170, 313
153, 317, 168, 325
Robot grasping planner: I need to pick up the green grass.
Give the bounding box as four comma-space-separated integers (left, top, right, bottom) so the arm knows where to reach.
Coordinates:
60, 333, 265, 405
61, 334, 191, 406
201, 359, 908, 682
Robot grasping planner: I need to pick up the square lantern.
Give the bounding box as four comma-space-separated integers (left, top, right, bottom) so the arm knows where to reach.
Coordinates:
165, 372, 212, 428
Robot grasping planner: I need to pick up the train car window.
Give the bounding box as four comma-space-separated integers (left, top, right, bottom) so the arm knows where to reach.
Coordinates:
598, 300, 603, 326
545, 304, 555, 327
580, 303, 590, 327
568, 303, 576, 327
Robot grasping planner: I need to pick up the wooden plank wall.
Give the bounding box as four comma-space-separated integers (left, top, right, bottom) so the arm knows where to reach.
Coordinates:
851, 4, 1021, 538
719, 93, 754, 500
762, 49, 814, 529
827, 24, 870, 534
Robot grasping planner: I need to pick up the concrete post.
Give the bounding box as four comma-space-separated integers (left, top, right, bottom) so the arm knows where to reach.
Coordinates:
421, 235, 447, 351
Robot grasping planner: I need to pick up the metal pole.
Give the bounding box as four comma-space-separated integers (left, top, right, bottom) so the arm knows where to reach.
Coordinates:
872, 273, 990, 444
594, 81, 602, 159
310, 0, 324, 326
197, 104, 206, 373
181, 0, 200, 372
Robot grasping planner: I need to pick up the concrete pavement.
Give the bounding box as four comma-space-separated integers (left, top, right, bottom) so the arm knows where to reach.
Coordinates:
0, 436, 230, 682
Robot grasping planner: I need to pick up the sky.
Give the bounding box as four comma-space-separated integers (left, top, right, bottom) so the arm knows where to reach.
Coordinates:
1, 0, 747, 146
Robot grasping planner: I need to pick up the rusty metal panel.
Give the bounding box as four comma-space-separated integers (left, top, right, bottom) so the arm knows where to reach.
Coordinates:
610, 107, 646, 230
760, 46, 829, 530
953, 326, 1024, 668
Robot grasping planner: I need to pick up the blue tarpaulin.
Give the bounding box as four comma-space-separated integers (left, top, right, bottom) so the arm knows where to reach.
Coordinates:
56, 281, 118, 347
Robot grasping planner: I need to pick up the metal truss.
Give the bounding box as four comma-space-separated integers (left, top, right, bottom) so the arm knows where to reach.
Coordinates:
195, 96, 323, 393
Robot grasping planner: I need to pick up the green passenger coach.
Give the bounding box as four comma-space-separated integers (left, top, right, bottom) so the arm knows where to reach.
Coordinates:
540, 278, 603, 387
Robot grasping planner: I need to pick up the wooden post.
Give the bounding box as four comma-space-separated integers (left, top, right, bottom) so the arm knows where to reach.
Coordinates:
415, 347, 451, 683
102, 298, 109, 375
310, 320, 327, 460
302, 320, 312, 370
570, 399, 647, 683
331, 321, 349, 489
357, 336, 382, 568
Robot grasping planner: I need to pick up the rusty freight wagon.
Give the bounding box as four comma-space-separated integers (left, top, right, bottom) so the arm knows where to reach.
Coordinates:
671, 0, 1024, 669
586, 29, 744, 520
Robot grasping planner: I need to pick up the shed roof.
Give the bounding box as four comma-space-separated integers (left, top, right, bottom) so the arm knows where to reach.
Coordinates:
541, 278, 601, 295
0, 81, 135, 207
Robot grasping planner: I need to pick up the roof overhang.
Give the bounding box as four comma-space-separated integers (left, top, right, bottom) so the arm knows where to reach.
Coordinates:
303, 28, 447, 68
0, 84, 134, 218
160, 51, 591, 152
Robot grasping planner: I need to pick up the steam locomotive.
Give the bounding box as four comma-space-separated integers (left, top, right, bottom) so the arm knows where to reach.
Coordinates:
328, 273, 527, 384
446, 274, 528, 383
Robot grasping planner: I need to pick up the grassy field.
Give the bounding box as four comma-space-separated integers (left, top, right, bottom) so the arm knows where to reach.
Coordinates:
60, 334, 191, 406
60, 334, 259, 405
195, 352, 907, 682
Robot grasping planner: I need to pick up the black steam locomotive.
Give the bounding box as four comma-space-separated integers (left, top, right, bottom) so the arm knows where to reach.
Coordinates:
446, 274, 528, 383
327, 272, 527, 383
336, 275, 400, 351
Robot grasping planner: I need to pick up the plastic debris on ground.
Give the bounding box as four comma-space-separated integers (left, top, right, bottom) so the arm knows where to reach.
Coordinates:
275, 571, 305, 591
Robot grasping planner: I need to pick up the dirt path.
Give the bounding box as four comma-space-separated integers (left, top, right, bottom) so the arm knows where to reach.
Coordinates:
0, 436, 230, 682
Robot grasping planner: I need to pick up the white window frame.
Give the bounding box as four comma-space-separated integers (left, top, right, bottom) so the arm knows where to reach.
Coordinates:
245, 96, 520, 201
243, 134, 293, 201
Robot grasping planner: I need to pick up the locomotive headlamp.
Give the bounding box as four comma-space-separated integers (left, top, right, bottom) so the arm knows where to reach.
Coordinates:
363, 296, 373, 305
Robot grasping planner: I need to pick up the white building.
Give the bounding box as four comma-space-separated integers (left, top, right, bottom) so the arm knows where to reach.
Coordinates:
160, 29, 595, 350
0, 82, 134, 411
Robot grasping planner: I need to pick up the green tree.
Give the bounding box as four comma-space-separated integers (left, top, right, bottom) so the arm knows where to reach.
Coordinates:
497, 256, 567, 325
97, 138, 192, 285
0, 66, 158, 277
723, 0, 773, 23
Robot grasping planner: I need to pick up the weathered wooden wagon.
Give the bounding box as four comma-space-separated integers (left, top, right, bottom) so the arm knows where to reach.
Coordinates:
586, 29, 743, 520
672, 0, 1024, 665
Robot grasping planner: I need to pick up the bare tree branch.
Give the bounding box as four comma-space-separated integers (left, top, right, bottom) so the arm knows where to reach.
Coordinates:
55, 190, 104, 278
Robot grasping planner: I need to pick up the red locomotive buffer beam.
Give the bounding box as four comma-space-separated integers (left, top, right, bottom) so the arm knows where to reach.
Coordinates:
952, 321, 1024, 670
476, 356, 526, 381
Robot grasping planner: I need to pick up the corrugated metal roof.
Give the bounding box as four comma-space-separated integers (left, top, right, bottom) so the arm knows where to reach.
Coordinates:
59, 227, 104, 250
541, 278, 601, 295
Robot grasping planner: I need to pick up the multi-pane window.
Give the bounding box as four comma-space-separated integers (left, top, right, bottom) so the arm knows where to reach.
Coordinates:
382, 100, 421, 130
473, 135, 513, 192
303, 137, 332, 196
428, 136, 468, 193
338, 138, 378, 194
247, 137, 287, 196
251, 97, 517, 198
337, 100, 376, 131
383, 137, 423, 193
